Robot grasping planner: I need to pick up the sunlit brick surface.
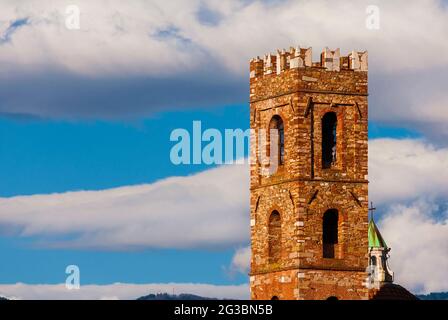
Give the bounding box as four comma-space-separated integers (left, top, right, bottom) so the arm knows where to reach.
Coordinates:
250, 47, 369, 300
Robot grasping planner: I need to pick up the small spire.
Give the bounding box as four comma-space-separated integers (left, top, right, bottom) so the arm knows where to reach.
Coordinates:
369, 201, 376, 221
368, 202, 388, 249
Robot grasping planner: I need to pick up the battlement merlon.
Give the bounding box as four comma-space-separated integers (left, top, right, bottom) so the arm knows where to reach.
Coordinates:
250, 47, 368, 78
249, 46, 368, 102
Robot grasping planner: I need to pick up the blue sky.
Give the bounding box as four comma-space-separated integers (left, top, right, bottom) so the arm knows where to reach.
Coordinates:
0, 105, 251, 286
0, 0, 447, 299
0, 105, 250, 196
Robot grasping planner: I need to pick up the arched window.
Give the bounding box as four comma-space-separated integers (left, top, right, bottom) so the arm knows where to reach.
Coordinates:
322, 112, 337, 168
269, 115, 285, 165
370, 256, 377, 267
271, 296, 279, 300
268, 210, 281, 263
323, 209, 338, 258
326, 296, 339, 301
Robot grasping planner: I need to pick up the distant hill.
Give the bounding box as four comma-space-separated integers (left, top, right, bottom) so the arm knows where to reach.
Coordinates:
1, 292, 447, 300
138, 291, 448, 301
416, 292, 448, 300
137, 293, 216, 300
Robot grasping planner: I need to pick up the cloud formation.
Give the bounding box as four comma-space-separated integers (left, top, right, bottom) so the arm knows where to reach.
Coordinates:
0, 164, 250, 250
1, 138, 448, 293
2, 0, 447, 76
228, 246, 251, 275
379, 199, 448, 294
0, 0, 447, 139
1, 138, 447, 250
369, 138, 448, 204
0, 282, 249, 300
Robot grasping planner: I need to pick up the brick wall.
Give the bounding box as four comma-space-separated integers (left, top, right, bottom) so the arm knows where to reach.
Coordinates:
250, 47, 369, 300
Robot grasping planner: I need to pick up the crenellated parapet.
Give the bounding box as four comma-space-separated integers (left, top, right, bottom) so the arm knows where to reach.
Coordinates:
250, 46, 367, 78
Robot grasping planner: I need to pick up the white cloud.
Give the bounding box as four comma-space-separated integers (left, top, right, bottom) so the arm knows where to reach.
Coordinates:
379, 199, 448, 294
228, 246, 251, 275
0, 163, 250, 250
1, 138, 448, 251
0, 0, 447, 137
0, 282, 249, 300
0, 0, 203, 76
1, 138, 448, 294
369, 139, 448, 294
369, 138, 448, 204
1, 0, 447, 75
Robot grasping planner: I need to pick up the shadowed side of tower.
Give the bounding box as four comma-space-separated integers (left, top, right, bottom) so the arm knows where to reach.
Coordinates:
249, 46, 369, 300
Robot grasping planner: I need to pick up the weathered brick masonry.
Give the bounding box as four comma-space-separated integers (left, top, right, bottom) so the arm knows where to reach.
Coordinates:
249, 47, 369, 300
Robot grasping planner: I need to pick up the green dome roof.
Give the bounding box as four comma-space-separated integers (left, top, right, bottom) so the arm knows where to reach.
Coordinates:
368, 219, 388, 248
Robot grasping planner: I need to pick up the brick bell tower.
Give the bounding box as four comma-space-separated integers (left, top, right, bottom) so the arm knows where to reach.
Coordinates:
249, 46, 369, 300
